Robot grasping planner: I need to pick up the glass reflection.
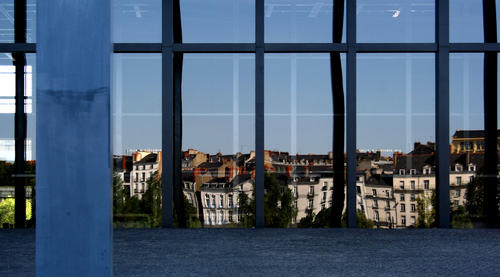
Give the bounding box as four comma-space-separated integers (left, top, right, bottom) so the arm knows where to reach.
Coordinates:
357, 53, 435, 228
450, 0, 500, 42
112, 0, 161, 42
182, 54, 255, 227
180, 0, 254, 42
265, 53, 346, 227
357, 0, 434, 43
112, 54, 162, 228
265, 0, 344, 43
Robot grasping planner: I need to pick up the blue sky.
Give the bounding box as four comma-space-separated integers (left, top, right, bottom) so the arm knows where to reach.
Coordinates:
107, 0, 500, 156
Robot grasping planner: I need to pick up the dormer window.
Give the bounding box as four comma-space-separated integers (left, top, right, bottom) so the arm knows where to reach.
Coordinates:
455, 164, 462, 172
468, 164, 476, 172
410, 169, 416, 175
310, 177, 315, 182
399, 169, 405, 175
423, 168, 431, 175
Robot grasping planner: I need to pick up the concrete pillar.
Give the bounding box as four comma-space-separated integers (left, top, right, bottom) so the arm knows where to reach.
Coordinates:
36, 1, 112, 276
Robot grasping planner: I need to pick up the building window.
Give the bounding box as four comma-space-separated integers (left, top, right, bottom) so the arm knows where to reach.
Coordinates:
399, 181, 404, 190
411, 216, 416, 225
322, 191, 327, 201
456, 177, 462, 185
294, 200, 297, 209
220, 211, 224, 225
308, 199, 313, 209
374, 200, 378, 208
220, 195, 224, 208
205, 195, 210, 208
455, 189, 461, 197
410, 194, 415, 201
400, 204, 406, 212
411, 204, 416, 212
356, 186, 361, 194
141, 172, 145, 181
410, 169, 416, 175
387, 213, 391, 223
424, 180, 430, 190
228, 211, 233, 222
400, 194, 405, 201
135, 173, 138, 182
385, 191, 390, 197
360, 205, 365, 212
386, 200, 390, 209
402, 216, 407, 225
309, 186, 314, 195
372, 189, 377, 196
229, 194, 233, 208
454, 200, 459, 206
374, 211, 379, 222
410, 181, 415, 190
212, 195, 216, 208
399, 169, 405, 175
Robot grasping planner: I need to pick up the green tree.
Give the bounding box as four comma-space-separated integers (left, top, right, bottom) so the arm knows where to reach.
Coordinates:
264, 173, 297, 227
465, 175, 484, 217
238, 182, 256, 228
416, 192, 436, 228
299, 208, 373, 228
450, 205, 473, 228
0, 197, 32, 227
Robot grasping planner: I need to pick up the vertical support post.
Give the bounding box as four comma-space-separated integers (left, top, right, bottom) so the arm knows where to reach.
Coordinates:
14, 0, 27, 229
436, 0, 450, 228
162, 0, 174, 228
36, 0, 112, 275
482, 0, 498, 228
255, 0, 265, 228
346, 0, 357, 228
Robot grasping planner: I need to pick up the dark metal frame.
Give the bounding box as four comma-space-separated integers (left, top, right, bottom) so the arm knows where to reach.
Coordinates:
5, 0, 500, 228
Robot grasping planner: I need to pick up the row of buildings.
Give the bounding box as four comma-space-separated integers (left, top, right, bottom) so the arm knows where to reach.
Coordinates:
114, 129, 499, 228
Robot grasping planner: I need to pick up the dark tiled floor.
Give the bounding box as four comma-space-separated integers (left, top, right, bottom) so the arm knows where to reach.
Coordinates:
1, 229, 500, 276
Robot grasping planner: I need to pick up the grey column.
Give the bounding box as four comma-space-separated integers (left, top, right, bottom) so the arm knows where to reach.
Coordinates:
436, 0, 450, 228
346, 0, 357, 228
36, 1, 112, 276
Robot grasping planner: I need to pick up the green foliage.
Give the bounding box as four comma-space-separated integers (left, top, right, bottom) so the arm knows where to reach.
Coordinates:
465, 176, 484, 217
416, 192, 436, 228
113, 170, 201, 228
450, 205, 473, 228
237, 174, 297, 228
264, 173, 297, 227
0, 197, 32, 227
238, 182, 256, 228
299, 208, 373, 228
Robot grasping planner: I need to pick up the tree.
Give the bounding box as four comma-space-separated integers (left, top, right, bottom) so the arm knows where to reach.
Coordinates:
450, 205, 473, 228
237, 174, 297, 228
299, 208, 373, 228
264, 173, 297, 227
466, 175, 485, 217
238, 182, 255, 228
416, 192, 436, 228
0, 197, 31, 228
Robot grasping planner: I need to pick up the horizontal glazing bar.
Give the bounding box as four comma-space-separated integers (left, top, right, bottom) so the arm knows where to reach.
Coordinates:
0, 43, 36, 53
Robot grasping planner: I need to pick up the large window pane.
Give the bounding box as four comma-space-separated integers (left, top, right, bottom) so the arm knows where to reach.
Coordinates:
182, 54, 255, 228
265, 0, 345, 43
450, 0, 500, 42
265, 53, 346, 227
357, 0, 435, 43
112, 54, 162, 228
112, 0, 161, 42
449, 53, 500, 228
180, 0, 254, 42
27, 0, 35, 43
0, 1, 13, 43
357, 53, 435, 228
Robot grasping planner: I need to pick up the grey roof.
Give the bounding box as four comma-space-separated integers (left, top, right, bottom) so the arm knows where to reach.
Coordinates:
135, 153, 158, 165
452, 129, 500, 139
